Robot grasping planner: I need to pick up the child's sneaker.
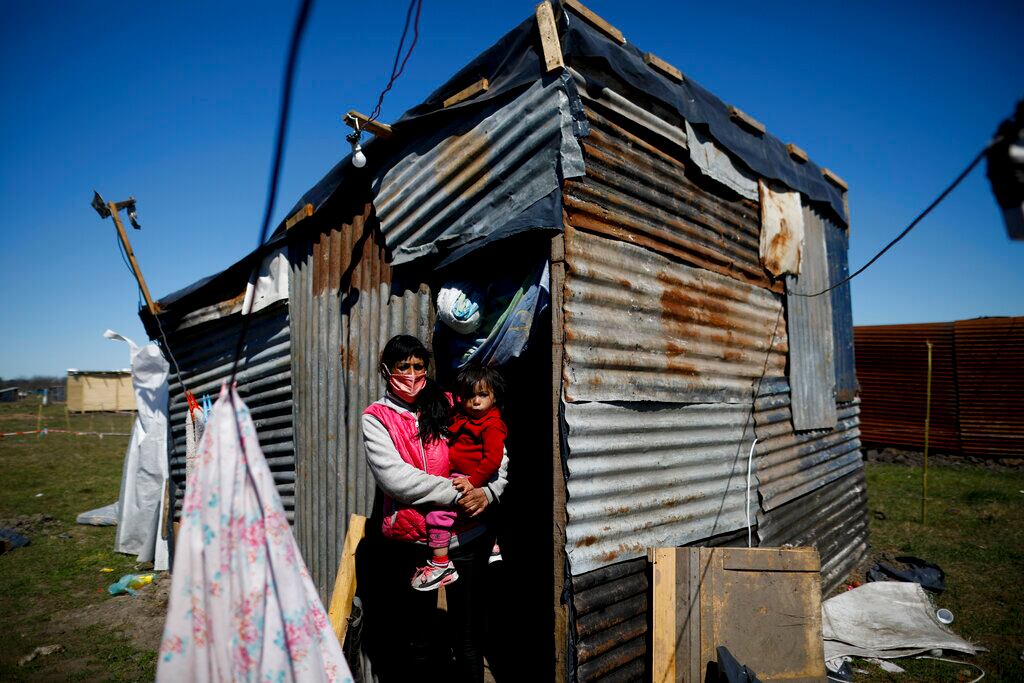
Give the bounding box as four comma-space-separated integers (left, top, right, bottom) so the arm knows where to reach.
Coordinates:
411, 561, 458, 592
488, 541, 503, 564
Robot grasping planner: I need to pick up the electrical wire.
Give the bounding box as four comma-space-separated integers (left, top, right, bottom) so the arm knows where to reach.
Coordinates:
791, 140, 997, 299
228, 0, 314, 388
745, 437, 758, 547
367, 0, 424, 124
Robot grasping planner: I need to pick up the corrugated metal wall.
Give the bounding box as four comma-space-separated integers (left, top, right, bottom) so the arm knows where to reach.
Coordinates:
785, 203, 838, 431
288, 200, 434, 600
563, 99, 776, 293
953, 318, 1024, 457
563, 400, 755, 575
166, 301, 294, 521
823, 212, 858, 401
754, 377, 862, 511
562, 225, 787, 404
854, 323, 961, 451
373, 76, 584, 265
757, 468, 869, 593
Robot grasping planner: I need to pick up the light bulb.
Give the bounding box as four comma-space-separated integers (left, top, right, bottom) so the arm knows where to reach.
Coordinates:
351, 142, 366, 168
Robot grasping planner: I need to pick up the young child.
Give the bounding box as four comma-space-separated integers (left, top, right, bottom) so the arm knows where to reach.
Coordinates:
411, 364, 508, 591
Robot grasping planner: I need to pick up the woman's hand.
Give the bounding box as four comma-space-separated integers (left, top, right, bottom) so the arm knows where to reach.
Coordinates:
457, 487, 489, 517
452, 477, 473, 494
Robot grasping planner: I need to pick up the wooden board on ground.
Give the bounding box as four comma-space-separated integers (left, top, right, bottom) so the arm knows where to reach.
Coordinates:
650, 546, 826, 682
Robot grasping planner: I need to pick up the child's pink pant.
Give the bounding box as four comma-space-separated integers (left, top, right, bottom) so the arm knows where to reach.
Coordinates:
425, 471, 464, 549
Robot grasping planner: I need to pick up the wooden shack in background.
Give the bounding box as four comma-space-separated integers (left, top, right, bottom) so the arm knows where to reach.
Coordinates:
66, 370, 134, 413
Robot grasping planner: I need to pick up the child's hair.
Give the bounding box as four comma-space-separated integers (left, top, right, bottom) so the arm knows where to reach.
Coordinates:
454, 364, 506, 409
379, 335, 449, 443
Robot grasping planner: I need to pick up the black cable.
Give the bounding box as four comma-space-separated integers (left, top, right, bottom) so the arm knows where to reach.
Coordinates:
367, 0, 423, 124
228, 0, 314, 387
792, 141, 997, 298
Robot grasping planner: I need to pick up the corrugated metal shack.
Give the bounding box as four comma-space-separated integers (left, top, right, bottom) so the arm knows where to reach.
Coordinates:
141, 3, 866, 680
855, 317, 1023, 457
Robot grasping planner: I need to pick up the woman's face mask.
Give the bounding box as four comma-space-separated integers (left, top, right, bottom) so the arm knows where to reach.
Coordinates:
383, 356, 427, 403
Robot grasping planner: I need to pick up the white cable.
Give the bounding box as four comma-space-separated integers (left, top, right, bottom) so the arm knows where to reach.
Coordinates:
745, 437, 758, 547
915, 656, 985, 682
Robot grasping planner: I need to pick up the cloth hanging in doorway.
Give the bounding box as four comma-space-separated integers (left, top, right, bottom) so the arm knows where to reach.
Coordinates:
157, 385, 351, 683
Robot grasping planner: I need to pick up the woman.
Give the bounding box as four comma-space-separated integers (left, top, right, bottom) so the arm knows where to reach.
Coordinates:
360, 334, 507, 682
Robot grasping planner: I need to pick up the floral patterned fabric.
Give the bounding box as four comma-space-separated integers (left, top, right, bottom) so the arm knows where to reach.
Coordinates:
158, 386, 352, 682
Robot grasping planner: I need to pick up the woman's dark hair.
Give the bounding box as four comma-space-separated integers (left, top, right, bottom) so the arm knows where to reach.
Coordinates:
454, 364, 506, 409
380, 335, 449, 443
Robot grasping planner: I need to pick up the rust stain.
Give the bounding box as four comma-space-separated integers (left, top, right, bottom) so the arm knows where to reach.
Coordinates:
577, 535, 600, 547
432, 127, 490, 199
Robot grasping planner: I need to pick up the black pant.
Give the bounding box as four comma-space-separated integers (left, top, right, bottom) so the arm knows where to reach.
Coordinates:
357, 527, 495, 683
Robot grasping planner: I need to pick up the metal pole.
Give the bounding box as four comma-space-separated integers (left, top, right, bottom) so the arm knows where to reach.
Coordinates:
108, 201, 159, 316
922, 341, 933, 524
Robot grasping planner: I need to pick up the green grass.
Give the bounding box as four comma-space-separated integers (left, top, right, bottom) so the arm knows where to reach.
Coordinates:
0, 397, 156, 682
860, 462, 1024, 681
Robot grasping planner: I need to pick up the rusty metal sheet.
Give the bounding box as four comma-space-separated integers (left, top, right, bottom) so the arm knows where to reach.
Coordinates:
854, 323, 961, 451
754, 377, 862, 511
953, 317, 1024, 457
564, 101, 779, 292
563, 399, 755, 575
372, 77, 584, 265
288, 199, 434, 600
758, 179, 804, 276
562, 226, 787, 404
757, 468, 869, 593
786, 202, 838, 431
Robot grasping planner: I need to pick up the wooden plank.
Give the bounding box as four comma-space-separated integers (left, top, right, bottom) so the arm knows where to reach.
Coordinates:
786, 142, 809, 163
643, 52, 683, 82
550, 241, 568, 682
443, 78, 490, 108
535, 1, 564, 72
728, 105, 766, 135
722, 547, 821, 573
285, 203, 314, 230
564, 0, 626, 45
327, 513, 367, 645
650, 547, 677, 683
343, 110, 393, 138
821, 167, 849, 191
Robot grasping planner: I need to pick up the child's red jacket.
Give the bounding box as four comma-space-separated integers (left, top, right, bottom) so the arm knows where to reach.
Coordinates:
448, 406, 508, 488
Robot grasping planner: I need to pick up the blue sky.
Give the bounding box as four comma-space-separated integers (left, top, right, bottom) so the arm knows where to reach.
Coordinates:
1, 0, 1021, 377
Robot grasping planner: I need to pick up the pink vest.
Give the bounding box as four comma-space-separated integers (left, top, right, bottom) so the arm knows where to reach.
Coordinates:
364, 401, 450, 542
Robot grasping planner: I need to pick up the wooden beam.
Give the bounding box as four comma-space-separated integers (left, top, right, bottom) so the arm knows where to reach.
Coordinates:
650, 547, 678, 683
821, 167, 849, 191
344, 110, 392, 138
327, 514, 367, 646
643, 52, 683, 82
563, 0, 626, 45
786, 142, 809, 163
535, 2, 564, 72
285, 203, 314, 231
108, 202, 159, 316
550, 231, 568, 682
729, 105, 766, 135
443, 78, 490, 108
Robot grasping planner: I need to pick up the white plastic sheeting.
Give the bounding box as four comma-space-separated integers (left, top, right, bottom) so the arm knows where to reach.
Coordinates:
106, 330, 170, 570
822, 582, 981, 660
242, 248, 290, 315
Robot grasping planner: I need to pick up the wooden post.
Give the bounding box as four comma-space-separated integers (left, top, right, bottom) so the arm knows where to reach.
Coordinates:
550, 232, 568, 682
921, 341, 933, 524
108, 202, 158, 316
535, 1, 564, 72
328, 514, 367, 645
650, 548, 678, 683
